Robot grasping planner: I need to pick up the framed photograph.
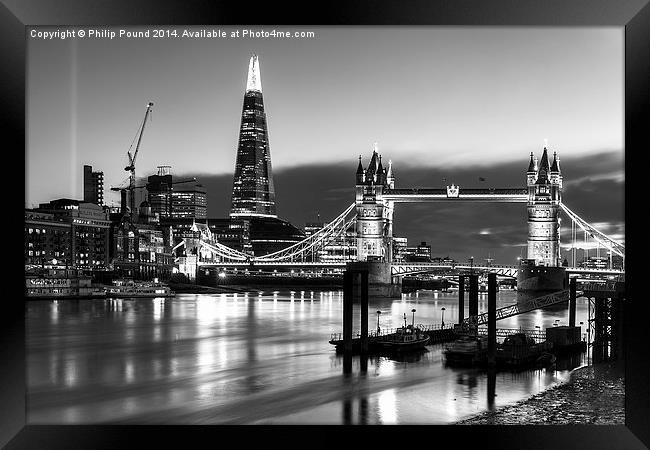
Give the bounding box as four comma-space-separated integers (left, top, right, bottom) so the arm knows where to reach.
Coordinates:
4, 0, 647, 448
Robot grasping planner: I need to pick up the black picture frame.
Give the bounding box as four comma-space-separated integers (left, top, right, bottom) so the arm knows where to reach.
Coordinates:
3, 0, 648, 448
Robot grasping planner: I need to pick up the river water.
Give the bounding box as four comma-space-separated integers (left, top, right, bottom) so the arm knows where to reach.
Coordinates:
26, 289, 589, 424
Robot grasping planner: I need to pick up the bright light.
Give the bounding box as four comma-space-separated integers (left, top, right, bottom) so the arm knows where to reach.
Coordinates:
218, 272, 226, 278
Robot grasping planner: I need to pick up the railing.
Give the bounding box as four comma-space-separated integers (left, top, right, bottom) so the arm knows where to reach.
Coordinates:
463, 289, 570, 327
476, 327, 547, 343
330, 324, 457, 341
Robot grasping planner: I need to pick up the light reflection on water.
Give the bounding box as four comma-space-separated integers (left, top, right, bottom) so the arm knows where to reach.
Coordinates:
26, 289, 587, 424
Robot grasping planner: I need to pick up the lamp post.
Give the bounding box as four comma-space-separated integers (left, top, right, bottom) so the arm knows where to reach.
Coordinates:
469, 256, 474, 274
441, 307, 446, 327
376, 310, 382, 334
411, 309, 416, 327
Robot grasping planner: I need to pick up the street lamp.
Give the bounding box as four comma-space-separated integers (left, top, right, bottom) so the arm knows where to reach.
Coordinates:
376, 310, 382, 334
441, 307, 446, 327
411, 309, 416, 327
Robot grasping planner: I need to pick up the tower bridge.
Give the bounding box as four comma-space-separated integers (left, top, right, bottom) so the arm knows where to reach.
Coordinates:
184, 144, 624, 292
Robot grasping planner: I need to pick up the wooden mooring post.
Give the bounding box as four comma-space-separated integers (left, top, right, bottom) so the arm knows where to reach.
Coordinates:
469, 274, 479, 333
342, 267, 369, 356
458, 275, 465, 324
569, 277, 576, 327
487, 273, 497, 368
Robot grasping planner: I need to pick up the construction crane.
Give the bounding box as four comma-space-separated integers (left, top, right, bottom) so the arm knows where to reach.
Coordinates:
123, 101, 154, 216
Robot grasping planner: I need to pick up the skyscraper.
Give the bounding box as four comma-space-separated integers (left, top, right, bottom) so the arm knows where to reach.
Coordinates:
230, 54, 277, 218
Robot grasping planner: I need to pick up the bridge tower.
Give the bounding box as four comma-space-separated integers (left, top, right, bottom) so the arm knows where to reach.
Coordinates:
355, 145, 394, 262
526, 147, 563, 267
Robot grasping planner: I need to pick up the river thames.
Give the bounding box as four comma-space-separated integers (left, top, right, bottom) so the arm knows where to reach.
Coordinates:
26, 289, 589, 424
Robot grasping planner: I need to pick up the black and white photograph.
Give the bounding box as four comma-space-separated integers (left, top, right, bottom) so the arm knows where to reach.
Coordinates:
7, 2, 645, 442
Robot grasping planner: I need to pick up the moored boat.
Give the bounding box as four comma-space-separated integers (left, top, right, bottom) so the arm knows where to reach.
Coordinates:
496, 332, 553, 367
443, 335, 488, 366
374, 324, 430, 352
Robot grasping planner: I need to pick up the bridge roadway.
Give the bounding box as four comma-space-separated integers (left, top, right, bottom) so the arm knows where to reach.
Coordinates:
383, 187, 528, 203
198, 260, 623, 278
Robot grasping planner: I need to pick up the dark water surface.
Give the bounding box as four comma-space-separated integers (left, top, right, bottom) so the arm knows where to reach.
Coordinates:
26, 289, 589, 424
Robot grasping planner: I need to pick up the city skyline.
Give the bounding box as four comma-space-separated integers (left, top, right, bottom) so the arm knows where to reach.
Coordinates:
26, 26, 624, 263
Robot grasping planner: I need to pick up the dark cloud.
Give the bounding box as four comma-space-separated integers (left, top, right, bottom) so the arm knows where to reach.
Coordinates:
180, 151, 623, 264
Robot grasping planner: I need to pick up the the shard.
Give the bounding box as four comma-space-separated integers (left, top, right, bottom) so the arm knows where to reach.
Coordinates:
230, 54, 277, 218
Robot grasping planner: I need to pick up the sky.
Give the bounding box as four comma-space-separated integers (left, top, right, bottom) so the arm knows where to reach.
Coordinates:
26, 26, 624, 264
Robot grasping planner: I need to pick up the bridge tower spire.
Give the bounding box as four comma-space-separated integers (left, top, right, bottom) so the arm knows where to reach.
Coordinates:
526, 146, 562, 267
356, 155, 365, 184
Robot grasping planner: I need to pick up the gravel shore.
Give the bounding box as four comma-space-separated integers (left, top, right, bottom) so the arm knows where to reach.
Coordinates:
457, 362, 625, 425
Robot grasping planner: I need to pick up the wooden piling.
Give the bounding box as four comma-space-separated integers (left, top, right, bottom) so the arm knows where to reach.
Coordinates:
360, 271, 369, 353
569, 277, 576, 327
469, 274, 479, 319
487, 273, 497, 367
343, 271, 353, 355
458, 275, 465, 324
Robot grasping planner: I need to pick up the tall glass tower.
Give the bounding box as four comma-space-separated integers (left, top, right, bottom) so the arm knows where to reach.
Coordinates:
230, 54, 277, 218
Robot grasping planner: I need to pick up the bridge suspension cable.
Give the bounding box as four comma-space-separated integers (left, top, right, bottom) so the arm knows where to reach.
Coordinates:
559, 203, 624, 258
255, 203, 357, 262
187, 202, 358, 263
199, 240, 250, 261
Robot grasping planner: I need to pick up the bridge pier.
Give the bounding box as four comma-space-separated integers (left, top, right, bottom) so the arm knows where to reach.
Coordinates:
348, 261, 401, 298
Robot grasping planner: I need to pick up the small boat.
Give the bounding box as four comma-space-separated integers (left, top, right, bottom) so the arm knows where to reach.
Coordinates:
374, 324, 430, 352
443, 335, 488, 365
496, 332, 553, 367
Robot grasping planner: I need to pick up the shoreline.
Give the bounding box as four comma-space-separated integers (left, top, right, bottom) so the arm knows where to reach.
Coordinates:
456, 361, 624, 425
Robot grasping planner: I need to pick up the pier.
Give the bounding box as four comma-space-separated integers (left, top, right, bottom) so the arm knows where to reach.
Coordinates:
331, 269, 624, 370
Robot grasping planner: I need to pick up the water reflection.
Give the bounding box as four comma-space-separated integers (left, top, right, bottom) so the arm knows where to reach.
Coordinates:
26, 289, 589, 424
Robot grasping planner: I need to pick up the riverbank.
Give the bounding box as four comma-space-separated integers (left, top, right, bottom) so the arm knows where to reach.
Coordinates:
457, 362, 624, 425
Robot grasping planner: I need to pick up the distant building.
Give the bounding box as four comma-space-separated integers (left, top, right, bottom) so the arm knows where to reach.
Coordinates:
170, 186, 207, 219
404, 241, 432, 262
147, 166, 208, 219
146, 166, 173, 218
249, 217, 305, 256
112, 201, 174, 280
25, 210, 72, 267
28, 199, 111, 269
580, 256, 609, 270
392, 237, 408, 262
83, 165, 104, 206
303, 221, 356, 263
162, 217, 252, 256
304, 221, 324, 237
